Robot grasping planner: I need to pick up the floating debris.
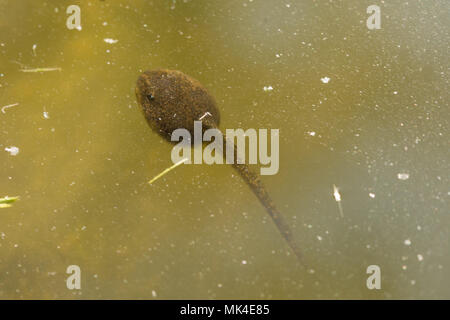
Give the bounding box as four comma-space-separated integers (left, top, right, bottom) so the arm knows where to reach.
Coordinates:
417, 254, 423, 262
103, 38, 119, 44
0, 196, 19, 209
1, 103, 19, 114
148, 158, 188, 184
198, 111, 212, 120
397, 173, 410, 180
404, 239, 411, 246
5, 146, 19, 156
332, 184, 344, 217
19, 67, 61, 73
369, 192, 376, 198
263, 86, 273, 92
321, 77, 331, 84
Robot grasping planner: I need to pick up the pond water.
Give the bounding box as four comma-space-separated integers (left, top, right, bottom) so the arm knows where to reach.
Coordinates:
0, 0, 448, 299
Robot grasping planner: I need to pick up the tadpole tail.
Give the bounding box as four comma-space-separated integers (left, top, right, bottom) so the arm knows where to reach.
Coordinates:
217, 129, 305, 266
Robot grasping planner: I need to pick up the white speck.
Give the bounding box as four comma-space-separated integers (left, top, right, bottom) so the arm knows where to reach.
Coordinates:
199, 111, 212, 120
241, 260, 247, 265
404, 239, 411, 246
76, 25, 82, 31
152, 290, 157, 297
275, 53, 282, 58
307, 131, 316, 136
402, 265, 407, 270
369, 192, 376, 198
410, 280, 416, 285
1, 102, 19, 114
321, 77, 330, 84
397, 173, 410, 180
263, 86, 273, 92
103, 38, 119, 44
32, 44, 37, 56
333, 185, 341, 202
81, 226, 87, 231
43, 111, 50, 119
5, 146, 19, 156
317, 235, 322, 241
102, 21, 108, 26
217, 283, 223, 288
417, 254, 423, 262
393, 91, 398, 95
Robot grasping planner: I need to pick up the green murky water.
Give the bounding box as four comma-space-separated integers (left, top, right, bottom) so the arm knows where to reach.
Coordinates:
0, 0, 448, 299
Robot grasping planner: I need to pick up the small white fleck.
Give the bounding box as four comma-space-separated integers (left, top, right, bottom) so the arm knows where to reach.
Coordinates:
5, 146, 19, 156
321, 77, 330, 84
307, 131, 316, 136
369, 192, 375, 198
317, 235, 322, 241
103, 38, 119, 44
241, 260, 247, 265
417, 254, 423, 262
393, 91, 398, 95
43, 111, 50, 119
263, 86, 273, 92
404, 239, 411, 246
152, 290, 157, 297
333, 185, 341, 202
397, 173, 410, 180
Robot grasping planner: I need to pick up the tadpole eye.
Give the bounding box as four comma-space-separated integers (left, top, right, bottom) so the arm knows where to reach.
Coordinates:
147, 94, 155, 101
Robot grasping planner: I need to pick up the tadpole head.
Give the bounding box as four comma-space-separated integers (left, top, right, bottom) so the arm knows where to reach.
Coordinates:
136, 69, 220, 141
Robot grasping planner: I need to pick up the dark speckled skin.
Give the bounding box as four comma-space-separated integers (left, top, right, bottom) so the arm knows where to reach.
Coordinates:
136, 69, 220, 140
136, 69, 304, 265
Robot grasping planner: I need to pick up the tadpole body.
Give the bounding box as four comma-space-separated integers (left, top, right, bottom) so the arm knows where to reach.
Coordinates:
136, 69, 304, 264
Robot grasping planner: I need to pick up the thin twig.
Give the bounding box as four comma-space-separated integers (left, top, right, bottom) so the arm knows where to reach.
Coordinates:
148, 158, 188, 184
